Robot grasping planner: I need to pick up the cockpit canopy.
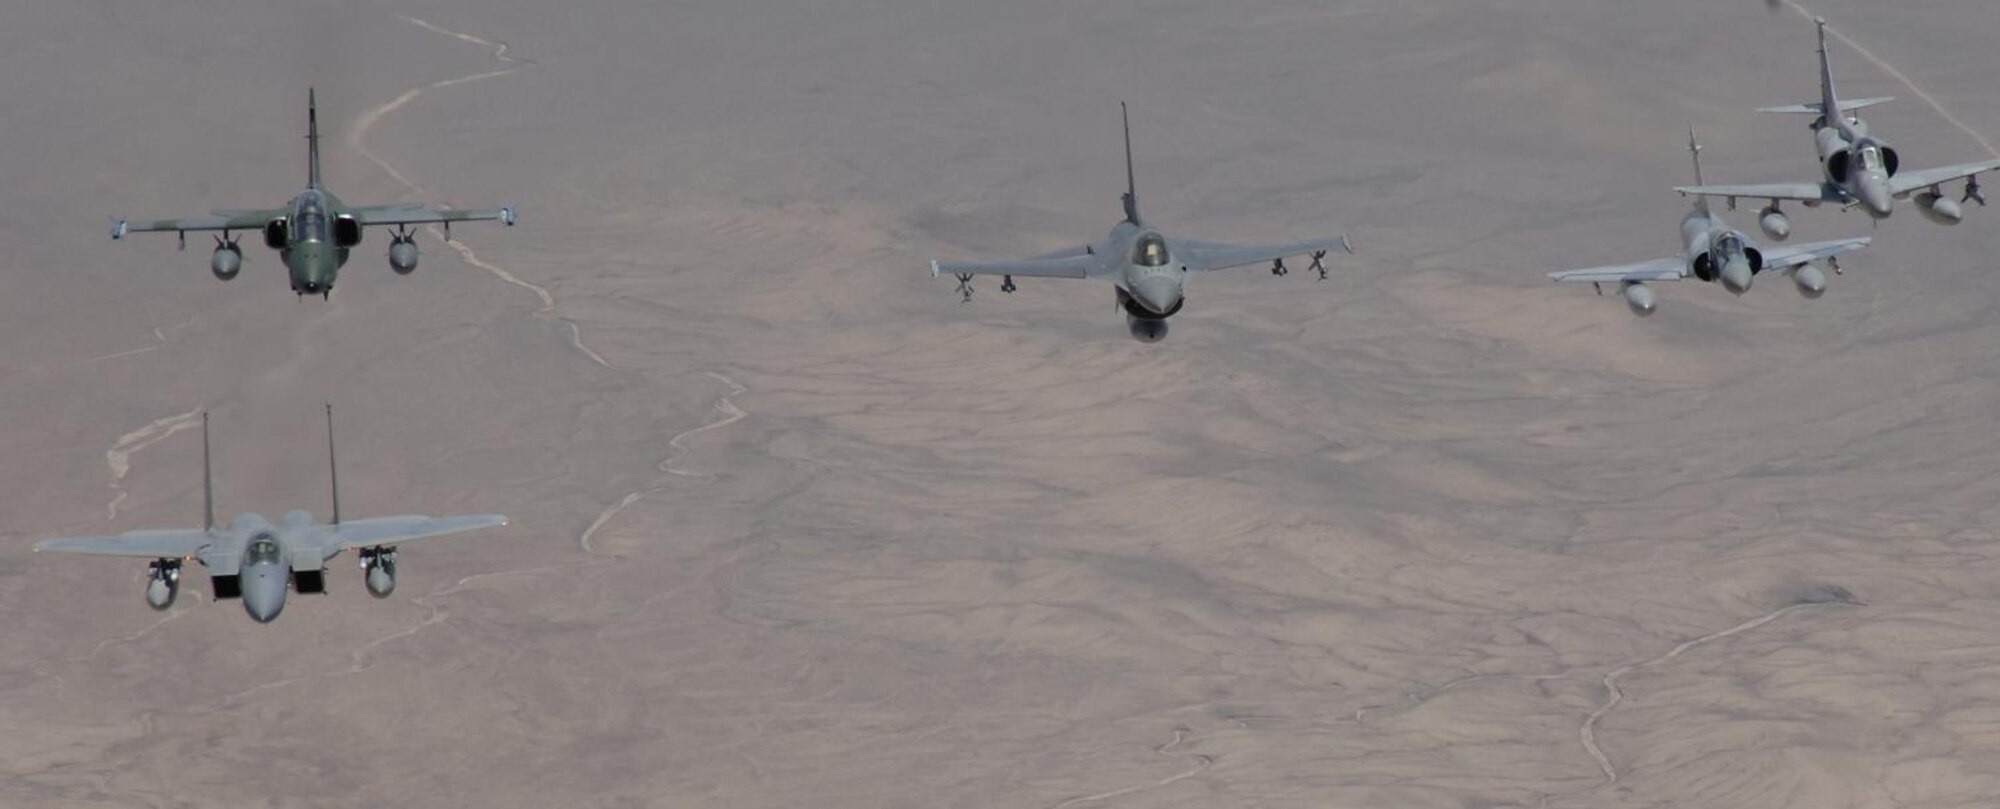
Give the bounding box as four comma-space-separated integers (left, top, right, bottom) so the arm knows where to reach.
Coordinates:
1714, 233, 1745, 258
1860, 146, 1883, 172
245, 534, 282, 565
1133, 233, 1170, 267
293, 194, 329, 243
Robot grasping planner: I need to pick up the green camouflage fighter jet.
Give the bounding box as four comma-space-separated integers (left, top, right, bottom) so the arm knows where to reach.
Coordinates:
111, 89, 516, 299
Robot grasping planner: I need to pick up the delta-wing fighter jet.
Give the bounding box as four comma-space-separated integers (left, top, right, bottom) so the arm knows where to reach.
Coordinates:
1675, 18, 1999, 231
1551, 130, 1871, 317
110, 90, 517, 298
928, 103, 1353, 342
33, 407, 506, 623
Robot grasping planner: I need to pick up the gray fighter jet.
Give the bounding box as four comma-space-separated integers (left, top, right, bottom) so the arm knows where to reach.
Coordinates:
1551, 130, 1871, 317
110, 90, 516, 298
929, 103, 1353, 342
1675, 18, 1999, 232
33, 407, 507, 623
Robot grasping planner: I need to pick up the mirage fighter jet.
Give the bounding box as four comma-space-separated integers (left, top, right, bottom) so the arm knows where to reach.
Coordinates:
1550, 130, 1871, 317
929, 103, 1353, 342
1675, 18, 1999, 231
33, 407, 507, 623
110, 89, 516, 298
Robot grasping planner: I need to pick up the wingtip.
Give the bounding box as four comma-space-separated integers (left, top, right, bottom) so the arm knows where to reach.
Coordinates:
1340, 233, 1355, 254
929, 260, 941, 278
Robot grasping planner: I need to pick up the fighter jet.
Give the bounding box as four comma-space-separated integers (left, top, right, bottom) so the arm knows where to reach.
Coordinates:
928, 103, 1353, 342
1550, 130, 1871, 317
110, 89, 517, 298
1675, 17, 1999, 232
33, 407, 507, 623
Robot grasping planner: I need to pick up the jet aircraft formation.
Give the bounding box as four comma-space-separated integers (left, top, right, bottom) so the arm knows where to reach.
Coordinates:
1551, 18, 1999, 315
29, 14, 2000, 622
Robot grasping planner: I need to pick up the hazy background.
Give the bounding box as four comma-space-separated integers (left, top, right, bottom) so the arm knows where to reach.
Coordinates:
4, 1, 1998, 806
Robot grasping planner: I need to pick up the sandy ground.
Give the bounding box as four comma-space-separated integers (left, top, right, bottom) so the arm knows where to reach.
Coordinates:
4, 1, 2000, 806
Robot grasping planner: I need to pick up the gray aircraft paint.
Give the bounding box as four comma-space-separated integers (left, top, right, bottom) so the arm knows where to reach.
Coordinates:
1675, 18, 1998, 228
929, 103, 1353, 342
1549, 129, 1870, 316
109, 89, 517, 298
33, 408, 506, 624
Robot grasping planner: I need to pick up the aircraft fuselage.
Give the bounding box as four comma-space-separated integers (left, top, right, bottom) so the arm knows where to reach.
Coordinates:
1103, 222, 1187, 317
1815, 122, 1896, 219
1681, 210, 1762, 295
272, 188, 356, 297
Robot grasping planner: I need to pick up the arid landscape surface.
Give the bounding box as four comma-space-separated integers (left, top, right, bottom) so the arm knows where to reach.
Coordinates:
5, 1, 2000, 806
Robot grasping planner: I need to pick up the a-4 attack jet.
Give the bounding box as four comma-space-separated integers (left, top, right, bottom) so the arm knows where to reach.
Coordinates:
1675, 18, 2000, 232
110, 89, 516, 298
930, 103, 1353, 342
1550, 130, 1871, 317
34, 407, 507, 623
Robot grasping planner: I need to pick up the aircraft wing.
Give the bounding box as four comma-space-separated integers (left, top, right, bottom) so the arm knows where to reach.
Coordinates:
1177, 235, 1354, 273
329, 514, 509, 551
35, 529, 214, 559
1757, 96, 1894, 115
350, 205, 517, 228
1757, 236, 1872, 272
1547, 256, 1687, 284
1028, 245, 1094, 261
113, 209, 282, 239
1674, 182, 1846, 205
929, 255, 1096, 279
1887, 159, 2000, 197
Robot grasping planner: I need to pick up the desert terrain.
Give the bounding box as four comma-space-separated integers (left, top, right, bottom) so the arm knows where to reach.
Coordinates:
4, 1, 1999, 806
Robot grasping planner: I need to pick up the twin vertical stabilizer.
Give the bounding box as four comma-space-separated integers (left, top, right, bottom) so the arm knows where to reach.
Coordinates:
198, 404, 343, 530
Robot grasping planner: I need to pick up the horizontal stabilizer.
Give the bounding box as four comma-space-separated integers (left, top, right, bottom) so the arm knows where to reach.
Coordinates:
1757, 96, 1894, 115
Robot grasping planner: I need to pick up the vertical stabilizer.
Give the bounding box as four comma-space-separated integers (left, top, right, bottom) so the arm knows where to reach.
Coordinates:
202, 412, 215, 532
307, 88, 323, 189
1687, 126, 1710, 216
1815, 18, 1843, 125
1120, 102, 1141, 225
325, 404, 340, 525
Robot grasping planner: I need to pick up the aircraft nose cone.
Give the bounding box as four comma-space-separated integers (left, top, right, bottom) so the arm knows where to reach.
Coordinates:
245, 594, 284, 623
1721, 258, 1754, 295
243, 568, 286, 623
1130, 275, 1182, 315
1858, 176, 1894, 219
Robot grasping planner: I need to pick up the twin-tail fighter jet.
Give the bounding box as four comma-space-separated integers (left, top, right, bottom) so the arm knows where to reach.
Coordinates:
1675, 18, 2000, 230
110, 90, 517, 299
929, 103, 1353, 342
1550, 130, 1872, 316
33, 407, 507, 623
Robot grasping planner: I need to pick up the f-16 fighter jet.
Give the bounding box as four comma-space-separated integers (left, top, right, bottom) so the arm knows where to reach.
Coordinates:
930, 103, 1352, 342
